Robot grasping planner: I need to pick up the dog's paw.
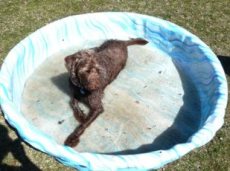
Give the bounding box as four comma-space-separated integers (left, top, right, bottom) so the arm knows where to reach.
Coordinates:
64, 135, 80, 147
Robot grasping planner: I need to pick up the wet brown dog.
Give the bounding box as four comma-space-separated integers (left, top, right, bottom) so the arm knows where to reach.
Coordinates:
64, 38, 148, 147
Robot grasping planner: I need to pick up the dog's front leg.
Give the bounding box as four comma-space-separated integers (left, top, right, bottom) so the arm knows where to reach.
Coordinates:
71, 97, 87, 123
65, 90, 104, 147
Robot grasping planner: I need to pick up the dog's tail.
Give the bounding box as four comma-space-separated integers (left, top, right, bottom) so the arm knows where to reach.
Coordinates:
125, 38, 148, 46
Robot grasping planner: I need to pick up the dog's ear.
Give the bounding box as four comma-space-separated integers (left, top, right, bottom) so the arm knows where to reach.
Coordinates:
64, 55, 77, 72
65, 55, 81, 87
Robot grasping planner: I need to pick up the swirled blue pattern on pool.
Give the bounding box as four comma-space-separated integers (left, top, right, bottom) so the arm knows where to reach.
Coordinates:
0, 12, 228, 170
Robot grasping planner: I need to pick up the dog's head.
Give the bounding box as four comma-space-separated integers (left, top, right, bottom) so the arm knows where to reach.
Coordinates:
64, 51, 104, 91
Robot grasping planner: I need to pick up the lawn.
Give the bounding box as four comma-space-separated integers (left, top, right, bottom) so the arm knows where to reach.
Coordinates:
0, 0, 229, 170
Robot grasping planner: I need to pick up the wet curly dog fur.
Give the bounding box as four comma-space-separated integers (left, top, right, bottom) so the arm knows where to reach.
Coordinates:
64, 38, 148, 147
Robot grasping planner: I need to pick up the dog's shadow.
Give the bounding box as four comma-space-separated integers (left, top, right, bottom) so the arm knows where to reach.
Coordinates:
51, 72, 71, 96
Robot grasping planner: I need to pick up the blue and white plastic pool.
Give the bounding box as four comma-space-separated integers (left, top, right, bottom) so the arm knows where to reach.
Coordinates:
0, 12, 228, 170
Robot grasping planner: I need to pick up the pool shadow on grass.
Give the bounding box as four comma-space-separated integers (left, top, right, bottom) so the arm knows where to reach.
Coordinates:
104, 59, 202, 155
0, 120, 41, 170
217, 55, 230, 76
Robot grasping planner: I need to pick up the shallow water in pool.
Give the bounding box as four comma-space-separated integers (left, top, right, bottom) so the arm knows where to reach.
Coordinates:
21, 41, 201, 154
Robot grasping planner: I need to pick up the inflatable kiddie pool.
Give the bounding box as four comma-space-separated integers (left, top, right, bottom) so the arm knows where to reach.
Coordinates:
0, 12, 228, 170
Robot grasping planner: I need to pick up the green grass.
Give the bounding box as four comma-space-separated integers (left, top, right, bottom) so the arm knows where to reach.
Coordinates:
0, 0, 229, 170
